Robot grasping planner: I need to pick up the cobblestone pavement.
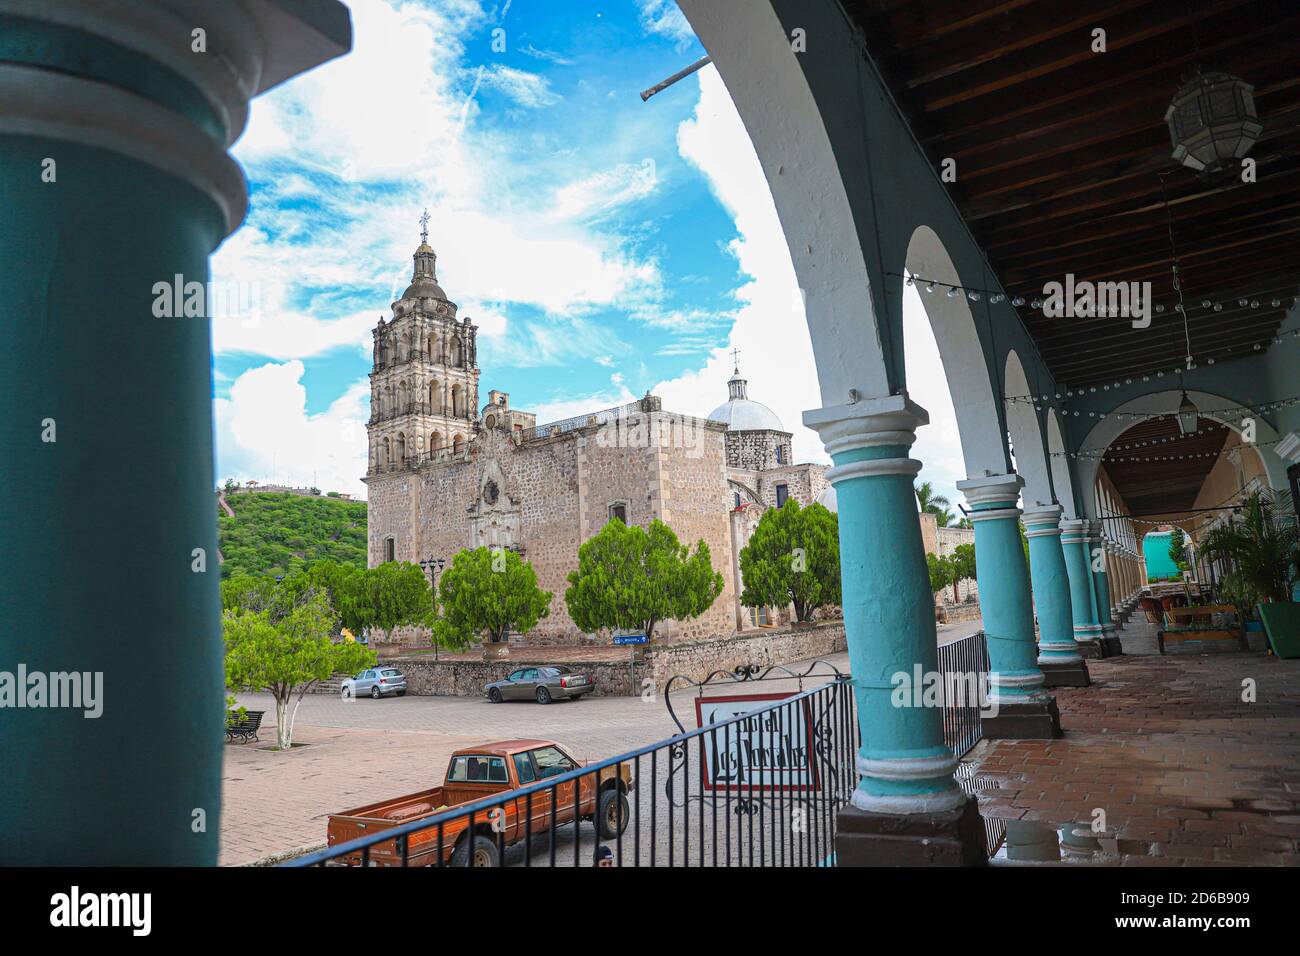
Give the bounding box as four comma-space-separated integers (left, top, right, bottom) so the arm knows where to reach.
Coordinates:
222, 620, 984, 865
967, 618, 1300, 866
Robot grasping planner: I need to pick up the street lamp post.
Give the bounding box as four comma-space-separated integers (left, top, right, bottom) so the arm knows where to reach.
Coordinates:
418, 557, 446, 660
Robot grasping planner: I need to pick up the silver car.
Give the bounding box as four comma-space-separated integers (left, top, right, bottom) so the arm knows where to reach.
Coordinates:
342, 667, 407, 699
485, 665, 593, 704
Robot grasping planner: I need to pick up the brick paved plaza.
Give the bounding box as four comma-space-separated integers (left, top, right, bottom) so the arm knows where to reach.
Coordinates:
967, 619, 1300, 866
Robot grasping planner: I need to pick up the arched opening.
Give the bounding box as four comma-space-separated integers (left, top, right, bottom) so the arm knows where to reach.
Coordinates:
1003, 350, 1053, 510
451, 383, 462, 417
396, 433, 407, 462
1047, 409, 1077, 519
904, 225, 1007, 482
428, 379, 438, 409
452, 433, 465, 456
430, 431, 443, 453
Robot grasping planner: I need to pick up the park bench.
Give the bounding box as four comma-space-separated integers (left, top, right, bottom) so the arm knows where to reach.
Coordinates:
225, 710, 265, 744
1157, 604, 1248, 654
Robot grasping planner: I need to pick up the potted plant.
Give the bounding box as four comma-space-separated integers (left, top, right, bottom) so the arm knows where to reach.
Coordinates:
1198, 493, 1300, 656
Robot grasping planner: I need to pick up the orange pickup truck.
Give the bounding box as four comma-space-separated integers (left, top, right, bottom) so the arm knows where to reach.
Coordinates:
326, 738, 633, 867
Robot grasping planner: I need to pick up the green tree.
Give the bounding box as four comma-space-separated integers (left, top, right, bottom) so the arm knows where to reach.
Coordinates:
1167, 526, 1189, 573
927, 552, 954, 598
224, 589, 375, 749
439, 547, 552, 645
565, 518, 724, 643
737, 500, 840, 622
915, 480, 954, 527
342, 561, 433, 640
950, 543, 976, 602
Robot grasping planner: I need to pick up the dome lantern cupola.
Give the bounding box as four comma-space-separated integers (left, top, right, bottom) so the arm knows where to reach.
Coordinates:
400, 208, 450, 303
707, 353, 785, 432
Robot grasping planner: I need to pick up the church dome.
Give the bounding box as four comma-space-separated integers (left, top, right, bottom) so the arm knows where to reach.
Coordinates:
707, 365, 785, 431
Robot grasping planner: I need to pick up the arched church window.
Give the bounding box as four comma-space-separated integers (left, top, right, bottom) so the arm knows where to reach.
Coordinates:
453, 434, 465, 455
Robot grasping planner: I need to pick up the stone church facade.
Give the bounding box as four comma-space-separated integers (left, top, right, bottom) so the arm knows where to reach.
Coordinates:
364, 232, 831, 645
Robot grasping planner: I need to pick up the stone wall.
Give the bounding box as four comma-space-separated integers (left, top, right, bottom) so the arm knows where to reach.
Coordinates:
339, 621, 848, 697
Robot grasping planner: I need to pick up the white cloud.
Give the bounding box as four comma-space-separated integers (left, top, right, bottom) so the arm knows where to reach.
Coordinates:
648, 65, 967, 507
638, 0, 696, 48
650, 66, 825, 465
215, 0, 665, 361
214, 362, 371, 498
478, 64, 561, 107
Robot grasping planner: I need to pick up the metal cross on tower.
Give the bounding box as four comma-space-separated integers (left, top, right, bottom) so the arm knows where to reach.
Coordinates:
419, 208, 430, 244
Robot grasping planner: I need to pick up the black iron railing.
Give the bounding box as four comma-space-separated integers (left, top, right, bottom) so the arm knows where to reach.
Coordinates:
938, 630, 990, 758
287, 635, 992, 868
288, 679, 857, 868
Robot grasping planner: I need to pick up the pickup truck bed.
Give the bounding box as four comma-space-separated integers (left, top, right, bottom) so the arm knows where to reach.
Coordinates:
325, 738, 632, 866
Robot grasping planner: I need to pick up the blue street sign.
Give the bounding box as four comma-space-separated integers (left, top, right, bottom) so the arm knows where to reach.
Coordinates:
612, 634, 648, 645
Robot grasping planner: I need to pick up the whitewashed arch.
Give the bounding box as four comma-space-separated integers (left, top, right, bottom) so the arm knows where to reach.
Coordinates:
905, 225, 1005, 478
1003, 349, 1053, 508
1077, 389, 1286, 518
676, 0, 890, 406
1047, 408, 1078, 519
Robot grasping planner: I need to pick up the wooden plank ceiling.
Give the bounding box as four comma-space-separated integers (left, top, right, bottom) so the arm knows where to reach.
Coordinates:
1094, 417, 1231, 514
845, 0, 1300, 388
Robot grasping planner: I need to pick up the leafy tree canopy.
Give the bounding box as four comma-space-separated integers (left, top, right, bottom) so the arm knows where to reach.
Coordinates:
439, 547, 552, 645
565, 518, 724, 642
927, 552, 954, 596
737, 499, 840, 622
217, 492, 367, 580
224, 588, 375, 749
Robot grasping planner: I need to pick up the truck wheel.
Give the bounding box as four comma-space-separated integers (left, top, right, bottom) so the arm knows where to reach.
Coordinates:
597, 789, 629, 839
452, 835, 500, 868
488, 687, 502, 703
535, 686, 551, 705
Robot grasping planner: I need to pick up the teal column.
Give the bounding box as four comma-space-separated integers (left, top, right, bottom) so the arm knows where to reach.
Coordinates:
1089, 521, 1119, 645
956, 474, 1049, 704
1021, 505, 1082, 664
0, 2, 350, 864
804, 397, 965, 814
1060, 518, 1105, 645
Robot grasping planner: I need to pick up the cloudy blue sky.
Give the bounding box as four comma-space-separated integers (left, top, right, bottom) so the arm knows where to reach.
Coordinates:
210, 0, 963, 509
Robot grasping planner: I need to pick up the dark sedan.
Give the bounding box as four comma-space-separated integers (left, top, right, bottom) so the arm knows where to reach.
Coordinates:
484, 666, 594, 704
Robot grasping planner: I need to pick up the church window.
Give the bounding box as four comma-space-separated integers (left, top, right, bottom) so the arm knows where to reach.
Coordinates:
384, 538, 395, 563
775, 483, 789, 508
609, 502, 628, 525
485, 414, 496, 429
776, 444, 786, 464
733, 492, 741, 509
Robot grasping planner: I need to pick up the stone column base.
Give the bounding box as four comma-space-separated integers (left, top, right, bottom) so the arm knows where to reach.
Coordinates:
834, 797, 987, 866
1075, 638, 1106, 659
982, 696, 1061, 739
1101, 635, 1124, 657
1039, 659, 1090, 688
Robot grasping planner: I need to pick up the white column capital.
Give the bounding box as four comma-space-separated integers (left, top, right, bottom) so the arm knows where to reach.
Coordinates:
957, 472, 1023, 507
1023, 503, 1064, 525
802, 394, 929, 457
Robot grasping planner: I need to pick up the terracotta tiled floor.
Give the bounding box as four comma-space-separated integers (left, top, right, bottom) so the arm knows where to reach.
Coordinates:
966, 620, 1300, 866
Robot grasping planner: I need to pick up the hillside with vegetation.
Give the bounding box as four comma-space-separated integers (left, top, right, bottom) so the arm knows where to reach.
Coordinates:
218, 492, 368, 579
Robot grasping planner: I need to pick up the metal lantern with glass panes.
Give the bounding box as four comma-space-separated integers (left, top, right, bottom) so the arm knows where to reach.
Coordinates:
1165, 71, 1263, 173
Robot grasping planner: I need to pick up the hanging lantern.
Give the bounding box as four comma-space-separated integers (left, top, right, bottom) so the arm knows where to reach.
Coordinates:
1165, 71, 1262, 173
1176, 391, 1199, 436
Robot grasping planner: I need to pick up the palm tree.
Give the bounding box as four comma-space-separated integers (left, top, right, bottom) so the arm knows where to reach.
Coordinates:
1199, 493, 1300, 607
915, 481, 955, 527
